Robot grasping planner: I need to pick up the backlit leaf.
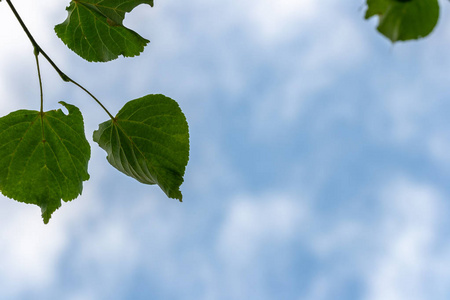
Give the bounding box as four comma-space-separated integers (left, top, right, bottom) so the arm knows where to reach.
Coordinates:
365, 0, 439, 42
93, 94, 189, 200
55, 0, 154, 62
0, 102, 90, 223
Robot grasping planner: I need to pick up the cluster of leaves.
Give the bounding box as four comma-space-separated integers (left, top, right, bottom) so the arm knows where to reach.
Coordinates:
0, 0, 441, 224
365, 0, 440, 42
0, 0, 189, 223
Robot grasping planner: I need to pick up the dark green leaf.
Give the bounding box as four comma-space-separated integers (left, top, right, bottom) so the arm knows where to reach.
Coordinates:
365, 0, 439, 42
55, 0, 154, 62
93, 94, 189, 200
0, 102, 90, 224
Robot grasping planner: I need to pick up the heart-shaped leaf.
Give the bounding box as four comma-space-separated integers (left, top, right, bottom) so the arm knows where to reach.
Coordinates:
55, 0, 154, 62
0, 102, 90, 223
93, 94, 189, 200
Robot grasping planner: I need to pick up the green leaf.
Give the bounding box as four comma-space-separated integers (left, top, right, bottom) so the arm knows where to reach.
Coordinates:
55, 0, 154, 62
93, 94, 189, 200
365, 0, 439, 42
0, 102, 90, 224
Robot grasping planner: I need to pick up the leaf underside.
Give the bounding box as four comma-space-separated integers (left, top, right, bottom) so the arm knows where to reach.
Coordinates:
365, 0, 439, 42
0, 102, 90, 224
93, 94, 189, 200
55, 0, 154, 62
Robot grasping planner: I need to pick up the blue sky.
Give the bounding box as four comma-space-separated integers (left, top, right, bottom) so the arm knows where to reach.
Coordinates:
1, 0, 450, 299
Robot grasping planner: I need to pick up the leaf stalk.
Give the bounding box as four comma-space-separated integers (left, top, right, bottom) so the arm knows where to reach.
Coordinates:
33, 48, 44, 113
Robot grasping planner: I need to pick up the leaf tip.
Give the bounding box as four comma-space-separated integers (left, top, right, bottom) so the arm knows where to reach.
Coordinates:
41, 205, 53, 224
169, 189, 183, 202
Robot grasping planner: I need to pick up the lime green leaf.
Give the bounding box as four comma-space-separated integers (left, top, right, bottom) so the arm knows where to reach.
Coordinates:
93, 94, 189, 200
365, 0, 439, 42
0, 102, 90, 224
55, 0, 154, 62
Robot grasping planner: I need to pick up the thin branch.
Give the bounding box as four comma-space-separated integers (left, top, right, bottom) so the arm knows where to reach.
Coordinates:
5, 0, 115, 120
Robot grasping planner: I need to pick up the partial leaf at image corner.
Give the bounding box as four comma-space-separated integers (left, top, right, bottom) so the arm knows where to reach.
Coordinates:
365, 0, 439, 42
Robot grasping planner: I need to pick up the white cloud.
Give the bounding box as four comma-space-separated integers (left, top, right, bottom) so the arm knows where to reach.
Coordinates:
216, 192, 308, 298
249, 5, 369, 139
365, 177, 447, 300
0, 197, 67, 297
244, 0, 319, 43
217, 193, 306, 264
0, 166, 106, 298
